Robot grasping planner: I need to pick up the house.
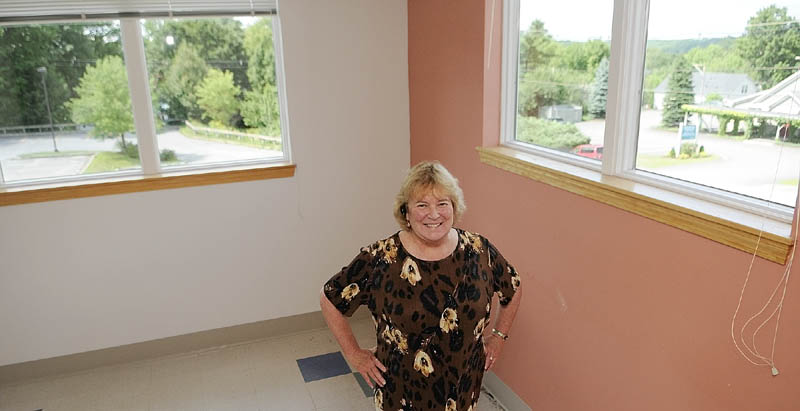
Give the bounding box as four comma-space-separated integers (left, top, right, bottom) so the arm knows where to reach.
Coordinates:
653, 70, 758, 109
728, 70, 800, 116
1, 1, 798, 411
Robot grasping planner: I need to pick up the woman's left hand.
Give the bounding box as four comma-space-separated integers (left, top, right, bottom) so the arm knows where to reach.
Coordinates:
483, 333, 505, 370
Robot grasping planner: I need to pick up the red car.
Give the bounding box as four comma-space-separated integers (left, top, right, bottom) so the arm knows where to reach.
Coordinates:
573, 144, 603, 160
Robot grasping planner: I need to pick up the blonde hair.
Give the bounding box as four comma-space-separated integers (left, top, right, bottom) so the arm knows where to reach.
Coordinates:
393, 161, 466, 230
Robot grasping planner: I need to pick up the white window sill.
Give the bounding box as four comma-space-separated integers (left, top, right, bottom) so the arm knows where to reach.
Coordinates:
477, 145, 793, 264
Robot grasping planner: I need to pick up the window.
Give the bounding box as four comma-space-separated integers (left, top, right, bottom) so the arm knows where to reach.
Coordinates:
0, 0, 290, 200
502, 0, 800, 223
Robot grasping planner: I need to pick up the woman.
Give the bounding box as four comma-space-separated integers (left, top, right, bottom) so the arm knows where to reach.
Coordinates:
320, 161, 522, 411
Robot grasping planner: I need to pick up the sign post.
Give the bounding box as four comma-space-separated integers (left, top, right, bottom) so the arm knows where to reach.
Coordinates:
677, 123, 697, 155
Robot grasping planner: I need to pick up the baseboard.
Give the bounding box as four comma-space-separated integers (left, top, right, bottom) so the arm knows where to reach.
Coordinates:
483, 371, 532, 411
0, 309, 369, 387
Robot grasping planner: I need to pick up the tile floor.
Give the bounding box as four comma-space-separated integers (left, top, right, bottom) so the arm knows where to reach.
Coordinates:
0, 318, 507, 411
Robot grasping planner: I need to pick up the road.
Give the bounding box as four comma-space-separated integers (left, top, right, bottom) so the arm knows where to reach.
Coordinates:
575, 109, 800, 207
0, 127, 281, 182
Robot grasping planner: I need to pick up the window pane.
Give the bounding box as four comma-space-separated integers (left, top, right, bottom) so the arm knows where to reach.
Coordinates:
515, 0, 612, 162
0, 21, 140, 182
637, 0, 800, 207
142, 16, 283, 169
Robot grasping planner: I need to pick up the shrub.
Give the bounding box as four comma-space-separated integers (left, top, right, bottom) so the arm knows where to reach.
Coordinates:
117, 141, 139, 159
117, 142, 177, 162
516, 116, 590, 151
160, 149, 177, 162
680, 142, 698, 157
699, 145, 705, 154
668, 147, 676, 158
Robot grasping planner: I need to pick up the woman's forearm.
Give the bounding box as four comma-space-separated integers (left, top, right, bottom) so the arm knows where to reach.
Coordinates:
320, 289, 361, 356
494, 285, 522, 335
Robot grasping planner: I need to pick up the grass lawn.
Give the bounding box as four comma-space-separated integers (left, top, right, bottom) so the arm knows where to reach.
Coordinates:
83, 152, 141, 174
779, 178, 799, 186
636, 154, 718, 169
19, 150, 95, 159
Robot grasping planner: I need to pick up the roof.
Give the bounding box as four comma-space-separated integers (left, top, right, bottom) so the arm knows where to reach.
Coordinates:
728, 70, 800, 115
654, 71, 757, 98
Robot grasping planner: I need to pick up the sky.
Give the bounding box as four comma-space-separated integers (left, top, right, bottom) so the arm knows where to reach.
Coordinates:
520, 0, 800, 41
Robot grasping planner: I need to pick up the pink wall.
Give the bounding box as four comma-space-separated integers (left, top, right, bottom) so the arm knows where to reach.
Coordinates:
408, 1, 800, 410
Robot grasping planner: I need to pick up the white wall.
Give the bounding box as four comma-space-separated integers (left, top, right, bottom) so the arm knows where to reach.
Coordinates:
0, 0, 410, 367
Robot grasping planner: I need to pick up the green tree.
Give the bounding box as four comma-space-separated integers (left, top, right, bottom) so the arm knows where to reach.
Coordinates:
737, 5, 800, 88
0, 23, 121, 126
518, 67, 590, 117
67, 56, 134, 148
161, 43, 209, 121
144, 19, 247, 91
241, 83, 280, 134
243, 18, 276, 91
196, 69, 241, 126
588, 57, 609, 118
661, 57, 695, 127
555, 40, 610, 73
241, 18, 280, 133
519, 20, 557, 73
642, 47, 677, 107
684, 42, 750, 73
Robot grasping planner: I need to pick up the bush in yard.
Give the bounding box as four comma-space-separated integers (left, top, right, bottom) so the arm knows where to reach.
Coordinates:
160, 149, 177, 162
117, 142, 177, 162
516, 116, 590, 151
680, 142, 698, 157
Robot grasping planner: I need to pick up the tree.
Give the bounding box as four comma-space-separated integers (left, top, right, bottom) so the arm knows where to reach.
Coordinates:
196, 69, 241, 126
144, 18, 248, 92
684, 42, 750, 73
737, 5, 800, 88
67, 56, 134, 148
241, 83, 280, 134
555, 40, 610, 73
662, 57, 695, 127
243, 18, 276, 91
517, 67, 590, 117
161, 43, 209, 121
241, 18, 280, 133
0, 23, 121, 127
589, 57, 609, 118
519, 20, 557, 73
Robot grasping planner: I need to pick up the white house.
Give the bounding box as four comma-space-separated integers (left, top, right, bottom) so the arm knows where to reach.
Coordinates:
653, 70, 758, 109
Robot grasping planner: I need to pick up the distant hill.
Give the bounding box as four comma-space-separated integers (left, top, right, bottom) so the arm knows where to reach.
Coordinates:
646, 37, 738, 54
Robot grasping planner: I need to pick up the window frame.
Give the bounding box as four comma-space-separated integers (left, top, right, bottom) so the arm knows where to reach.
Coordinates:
0, 11, 292, 200
499, 0, 795, 225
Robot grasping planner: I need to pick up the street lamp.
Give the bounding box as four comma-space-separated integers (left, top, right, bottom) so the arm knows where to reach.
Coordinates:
36, 66, 58, 152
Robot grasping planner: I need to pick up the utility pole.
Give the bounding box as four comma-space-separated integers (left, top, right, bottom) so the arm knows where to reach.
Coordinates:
37, 66, 58, 152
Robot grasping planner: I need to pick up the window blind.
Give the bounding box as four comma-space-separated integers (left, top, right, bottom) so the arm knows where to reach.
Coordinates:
0, 0, 278, 23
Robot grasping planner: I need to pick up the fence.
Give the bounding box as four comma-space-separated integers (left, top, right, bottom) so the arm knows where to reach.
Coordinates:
0, 123, 84, 136
184, 121, 281, 143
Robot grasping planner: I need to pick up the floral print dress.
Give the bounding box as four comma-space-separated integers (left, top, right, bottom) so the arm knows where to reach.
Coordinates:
324, 228, 521, 411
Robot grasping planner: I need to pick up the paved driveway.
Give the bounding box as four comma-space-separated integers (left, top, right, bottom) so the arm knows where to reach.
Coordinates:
0, 128, 280, 183
574, 109, 800, 206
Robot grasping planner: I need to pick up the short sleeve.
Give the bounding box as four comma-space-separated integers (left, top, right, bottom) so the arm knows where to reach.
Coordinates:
323, 247, 375, 317
486, 238, 521, 306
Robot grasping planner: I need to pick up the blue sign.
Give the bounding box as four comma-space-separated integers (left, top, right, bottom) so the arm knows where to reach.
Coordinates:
680, 124, 697, 140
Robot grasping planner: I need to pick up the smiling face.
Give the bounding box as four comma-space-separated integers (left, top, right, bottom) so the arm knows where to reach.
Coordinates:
406, 187, 454, 245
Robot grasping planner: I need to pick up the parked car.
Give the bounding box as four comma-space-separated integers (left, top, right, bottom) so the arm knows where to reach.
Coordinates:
573, 144, 603, 160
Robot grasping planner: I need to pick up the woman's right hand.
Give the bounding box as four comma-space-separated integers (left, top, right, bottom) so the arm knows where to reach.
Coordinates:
346, 346, 387, 388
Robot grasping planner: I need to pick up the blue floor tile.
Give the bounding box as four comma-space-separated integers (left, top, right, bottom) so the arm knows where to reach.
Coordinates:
353, 372, 375, 397
296, 351, 352, 382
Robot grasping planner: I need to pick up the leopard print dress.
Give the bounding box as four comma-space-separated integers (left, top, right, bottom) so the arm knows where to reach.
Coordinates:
324, 228, 521, 411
